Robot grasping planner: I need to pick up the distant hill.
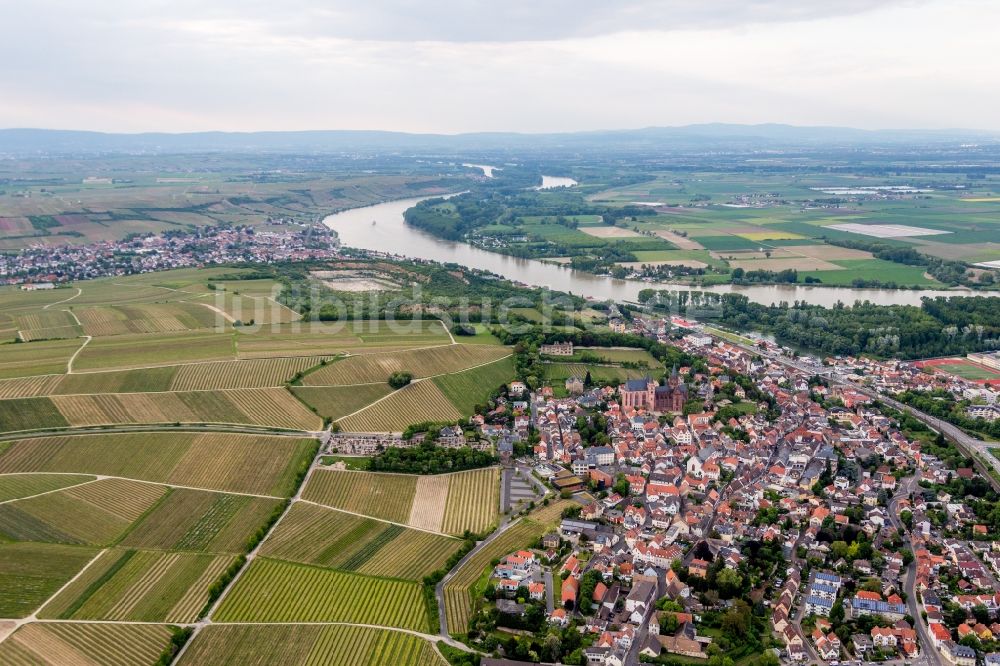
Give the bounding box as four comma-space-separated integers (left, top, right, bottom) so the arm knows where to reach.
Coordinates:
1, 124, 997, 155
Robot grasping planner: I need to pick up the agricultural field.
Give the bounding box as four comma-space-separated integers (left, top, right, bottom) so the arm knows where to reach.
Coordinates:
14, 309, 82, 341
213, 558, 432, 631
291, 383, 394, 421
0, 621, 178, 666
302, 468, 499, 535
38, 548, 234, 622
0, 473, 95, 502
71, 330, 236, 371
0, 478, 166, 545
235, 320, 450, 359
303, 343, 509, 386
261, 502, 461, 580
121, 488, 282, 553
0, 396, 69, 432
0, 432, 316, 496
195, 291, 301, 325
0, 542, 99, 617
38, 386, 322, 431
75, 302, 218, 336
302, 469, 417, 524
0, 338, 84, 379
440, 467, 501, 536
178, 623, 445, 666
338, 380, 462, 432
433, 355, 514, 415
169, 355, 329, 390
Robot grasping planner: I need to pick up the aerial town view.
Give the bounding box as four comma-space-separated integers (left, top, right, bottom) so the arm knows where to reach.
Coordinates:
1, 2, 1000, 665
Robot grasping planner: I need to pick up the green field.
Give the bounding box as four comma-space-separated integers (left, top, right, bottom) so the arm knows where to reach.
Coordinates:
933, 361, 1000, 381
292, 383, 394, 421
0, 542, 98, 617
433, 355, 515, 414
178, 623, 445, 666
0, 396, 69, 432
213, 558, 432, 631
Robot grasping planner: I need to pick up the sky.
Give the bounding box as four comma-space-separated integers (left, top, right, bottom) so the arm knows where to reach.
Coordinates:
0, 0, 997, 134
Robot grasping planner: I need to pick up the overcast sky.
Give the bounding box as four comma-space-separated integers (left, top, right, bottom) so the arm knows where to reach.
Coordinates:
1, 0, 996, 133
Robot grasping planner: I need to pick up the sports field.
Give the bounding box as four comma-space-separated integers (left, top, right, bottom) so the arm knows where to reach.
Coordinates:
915, 357, 1000, 383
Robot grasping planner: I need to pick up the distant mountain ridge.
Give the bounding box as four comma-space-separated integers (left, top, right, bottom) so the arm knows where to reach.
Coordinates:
1, 124, 997, 154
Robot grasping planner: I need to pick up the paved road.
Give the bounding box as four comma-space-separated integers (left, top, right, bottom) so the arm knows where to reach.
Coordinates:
887, 474, 945, 666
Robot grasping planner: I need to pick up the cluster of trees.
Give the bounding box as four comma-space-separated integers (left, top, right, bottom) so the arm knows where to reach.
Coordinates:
715, 294, 1000, 358
369, 442, 496, 474
387, 371, 413, 389
730, 267, 799, 284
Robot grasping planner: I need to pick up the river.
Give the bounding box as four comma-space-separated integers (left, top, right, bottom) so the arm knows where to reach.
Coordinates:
323, 189, 967, 308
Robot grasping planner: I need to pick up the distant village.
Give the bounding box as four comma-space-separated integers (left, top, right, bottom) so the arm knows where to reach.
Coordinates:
1, 221, 339, 285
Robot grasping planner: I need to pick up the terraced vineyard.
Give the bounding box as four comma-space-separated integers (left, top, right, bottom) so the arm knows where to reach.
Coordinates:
0, 432, 316, 496
261, 503, 461, 580
179, 624, 446, 666
0, 622, 177, 666
38, 548, 235, 622
338, 380, 462, 432
214, 558, 432, 631
303, 344, 509, 386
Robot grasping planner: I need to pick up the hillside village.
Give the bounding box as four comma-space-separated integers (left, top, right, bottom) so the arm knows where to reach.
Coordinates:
462, 319, 1000, 666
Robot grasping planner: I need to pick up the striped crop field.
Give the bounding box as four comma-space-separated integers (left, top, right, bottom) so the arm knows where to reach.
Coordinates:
0, 338, 83, 380
303, 344, 510, 386
71, 330, 235, 371
15, 310, 82, 341
408, 474, 450, 532
0, 478, 166, 545
0, 473, 95, 502
441, 467, 500, 536
234, 320, 449, 359
121, 488, 282, 553
291, 383, 393, 421
0, 621, 176, 666
338, 380, 461, 432
213, 558, 432, 631
38, 548, 235, 622
178, 624, 446, 666
0, 375, 63, 399
0, 542, 99, 618
433, 355, 514, 415
45, 387, 321, 430
442, 508, 568, 634
261, 503, 461, 580
302, 469, 417, 524
169, 355, 330, 390
75, 302, 218, 336
197, 292, 301, 325
0, 432, 316, 496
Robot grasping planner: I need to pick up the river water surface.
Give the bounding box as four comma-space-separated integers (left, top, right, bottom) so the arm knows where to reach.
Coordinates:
323, 185, 968, 308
